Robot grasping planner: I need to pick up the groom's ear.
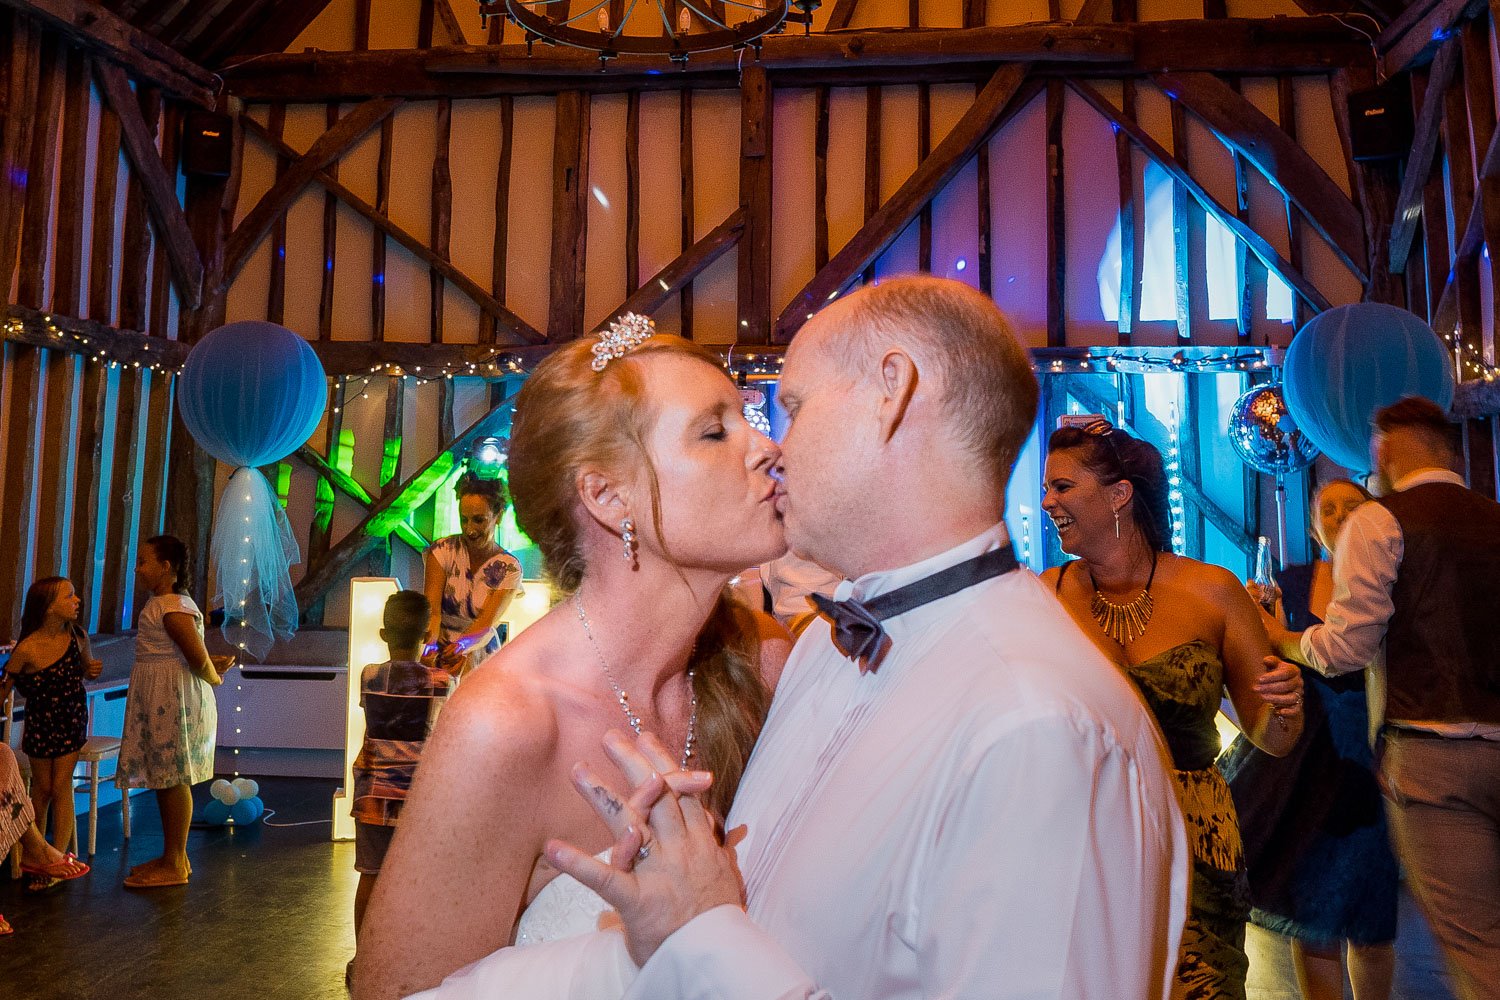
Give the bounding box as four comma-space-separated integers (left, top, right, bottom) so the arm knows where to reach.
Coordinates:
577, 469, 629, 531
875, 348, 919, 444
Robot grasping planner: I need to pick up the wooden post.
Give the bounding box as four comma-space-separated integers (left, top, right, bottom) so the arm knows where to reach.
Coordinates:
69, 360, 108, 627
0, 345, 43, 639
52, 45, 90, 319
1046, 79, 1066, 347
1114, 79, 1135, 344
626, 91, 640, 296
739, 64, 773, 344
680, 90, 695, 338
1169, 98, 1192, 341
0, 14, 41, 306
432, 98, 453, 343
17, 37, 63, 310
815, 86, 830, 274
482, 96, 513, 344
267, 103, 288, 324
319, 102, 341, 341
117, 87, 163, 334
373, 114, 393, 341
918, 82, 932, 273
1277, 78, 1308, 329
548, 91, 590, 341
862, 86, 881, 286
976, 79, 992, 297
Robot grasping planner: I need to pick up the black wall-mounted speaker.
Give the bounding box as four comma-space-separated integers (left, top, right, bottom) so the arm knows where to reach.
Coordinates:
181, 110, 233, 178
1347, 79, 1414, 163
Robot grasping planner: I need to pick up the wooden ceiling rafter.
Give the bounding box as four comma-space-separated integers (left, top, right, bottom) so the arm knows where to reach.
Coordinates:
1378, 0, 1487, 76
218, 18, 1373, 101
220, 96, 403, 292
236, 114, 545, 346
1389, 36, 1461, 272
1068, 78, 1333, 313
94, 61, 205, 307
2, 0, 218, 107
774, 63, 1036, 343
594, 209, 746, 333
1154, 70, 1370, 284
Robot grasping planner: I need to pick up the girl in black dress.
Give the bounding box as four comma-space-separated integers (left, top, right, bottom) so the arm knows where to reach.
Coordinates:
0, 577, 102, 857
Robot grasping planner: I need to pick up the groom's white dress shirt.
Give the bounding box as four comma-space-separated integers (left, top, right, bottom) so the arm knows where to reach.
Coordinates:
417, 524, 1188, 1000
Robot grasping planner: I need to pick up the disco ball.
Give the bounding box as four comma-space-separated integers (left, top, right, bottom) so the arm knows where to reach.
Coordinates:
1227, 383, 1319, 477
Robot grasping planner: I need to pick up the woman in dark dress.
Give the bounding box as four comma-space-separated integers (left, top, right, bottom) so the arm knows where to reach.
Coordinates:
1222, 478, 1398, 1000
1041, 420, 1305, 1000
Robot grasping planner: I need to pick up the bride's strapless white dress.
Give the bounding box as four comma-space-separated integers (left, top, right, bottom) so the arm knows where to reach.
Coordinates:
408, 855, 635, 1000
513, 856, 614, 946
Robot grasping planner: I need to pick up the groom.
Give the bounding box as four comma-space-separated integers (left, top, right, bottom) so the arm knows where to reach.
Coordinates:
429, 276, 1190, 999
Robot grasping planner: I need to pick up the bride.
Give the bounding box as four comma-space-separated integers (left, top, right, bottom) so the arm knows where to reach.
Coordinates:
353, 316, 792, 1000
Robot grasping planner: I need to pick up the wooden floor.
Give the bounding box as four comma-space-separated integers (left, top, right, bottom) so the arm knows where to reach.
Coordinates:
0, 777, 358, 1000
0, 777, 1465, 1000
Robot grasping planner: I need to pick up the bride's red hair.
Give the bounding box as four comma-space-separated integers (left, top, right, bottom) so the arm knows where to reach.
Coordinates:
508, 334, 771, 815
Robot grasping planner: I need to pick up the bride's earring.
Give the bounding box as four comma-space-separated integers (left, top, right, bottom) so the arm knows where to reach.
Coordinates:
1113, 508, 1121, 539
621, 516, 637, 566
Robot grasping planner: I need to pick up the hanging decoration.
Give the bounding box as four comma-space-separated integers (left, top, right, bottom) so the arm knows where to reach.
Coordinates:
177, 321, 327, 660
1226, 383, 1319, 477
1283, 303, 1455, 474
478, 0, 812, 62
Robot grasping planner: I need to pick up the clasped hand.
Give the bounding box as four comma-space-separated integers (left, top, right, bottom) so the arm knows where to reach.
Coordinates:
544, 730, 747, 967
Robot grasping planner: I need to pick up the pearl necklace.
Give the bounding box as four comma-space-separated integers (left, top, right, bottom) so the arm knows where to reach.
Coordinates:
574, 593, 698, 768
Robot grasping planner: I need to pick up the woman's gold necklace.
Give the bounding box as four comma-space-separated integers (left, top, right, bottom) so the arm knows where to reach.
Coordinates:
1086, 550, 1159, 645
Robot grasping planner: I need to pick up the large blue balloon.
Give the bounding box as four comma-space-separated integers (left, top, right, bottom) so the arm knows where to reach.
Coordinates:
1283, 304, 1454, 474
177, 321, 327, 467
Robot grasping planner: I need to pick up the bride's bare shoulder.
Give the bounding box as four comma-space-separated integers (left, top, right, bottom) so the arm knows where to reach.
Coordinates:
429, 644, 565, 766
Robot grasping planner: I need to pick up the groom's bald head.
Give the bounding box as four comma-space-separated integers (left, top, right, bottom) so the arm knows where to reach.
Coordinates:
794, 276, 1038, 490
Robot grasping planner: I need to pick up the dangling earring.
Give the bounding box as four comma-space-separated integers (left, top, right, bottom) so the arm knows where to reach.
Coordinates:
620, 516, 637, 565
1113, 508, 1121, 539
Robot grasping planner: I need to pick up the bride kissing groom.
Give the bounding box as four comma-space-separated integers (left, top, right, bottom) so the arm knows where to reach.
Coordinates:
356, 276, 1193, 1000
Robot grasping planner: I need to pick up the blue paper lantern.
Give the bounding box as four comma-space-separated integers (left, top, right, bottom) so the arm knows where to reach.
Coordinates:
175, 322, 327, 660
1283, 304, 1455, 474
202, 799, 232, 826
176, 321, 327, 468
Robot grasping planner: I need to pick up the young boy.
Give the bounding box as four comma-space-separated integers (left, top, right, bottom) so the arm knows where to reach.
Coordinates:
351, 590, 454, 937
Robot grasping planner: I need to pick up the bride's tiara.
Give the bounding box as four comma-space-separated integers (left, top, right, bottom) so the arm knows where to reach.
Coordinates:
590, 312, 656, 372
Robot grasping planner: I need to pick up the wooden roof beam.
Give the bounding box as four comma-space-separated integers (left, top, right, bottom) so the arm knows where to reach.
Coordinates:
220, 19, 1370, 101
1377, 0, 1487, 77
220, 97, 402, 292
1389, 38, 1460, 273
1068, 78, 1331, 313
1, 0, 218, 108
238, 113, 544, 346
774, 64, 1037, 343
94, 63, 204, 307
593, 209, 745, 333
1155, 70, 1369, 284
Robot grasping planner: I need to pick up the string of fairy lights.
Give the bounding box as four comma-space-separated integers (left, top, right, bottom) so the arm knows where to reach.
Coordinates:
1442, 326, 1500, 383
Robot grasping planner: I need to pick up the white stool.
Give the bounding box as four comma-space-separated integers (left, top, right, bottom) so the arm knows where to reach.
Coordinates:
72, 735, 129, 858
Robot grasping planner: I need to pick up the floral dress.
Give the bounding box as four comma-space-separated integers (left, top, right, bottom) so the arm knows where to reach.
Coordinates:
10, 635, 88, 758
1128, 640, 1250, 1000
116, 594, 217, 789
428, 536, 523, 667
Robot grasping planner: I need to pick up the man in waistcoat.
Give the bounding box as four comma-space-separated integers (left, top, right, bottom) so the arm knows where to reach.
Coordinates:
1268, 396, 1500, 1000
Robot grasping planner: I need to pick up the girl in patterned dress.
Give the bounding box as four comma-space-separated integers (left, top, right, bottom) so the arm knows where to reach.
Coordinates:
115, 536, 235, 888
0, 577, 103, 859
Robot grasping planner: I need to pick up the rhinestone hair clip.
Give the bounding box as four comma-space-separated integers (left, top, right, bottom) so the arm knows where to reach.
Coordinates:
590, 312, 656, 372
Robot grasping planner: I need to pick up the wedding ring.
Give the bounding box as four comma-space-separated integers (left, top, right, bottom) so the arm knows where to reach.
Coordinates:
1294, 693, 1303, 706
636, 844, 650, 862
